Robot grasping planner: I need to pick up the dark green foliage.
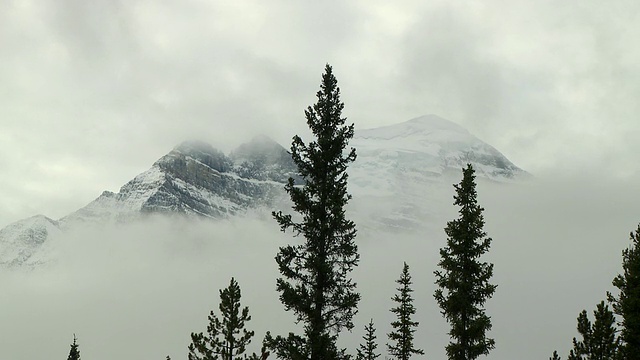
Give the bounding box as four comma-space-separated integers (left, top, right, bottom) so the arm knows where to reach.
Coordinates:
550, 350, 561, 360
607, 224, 640, 360
189, 277, 255, 360
568, 350, 580, 360
270, 64, 359, 360
67, 335, 80, 360
568, 301, 619, 360
434, 164, 497, 360
387, 262, 423, 360
245, 338, 271, 360
357, 319, 380, 360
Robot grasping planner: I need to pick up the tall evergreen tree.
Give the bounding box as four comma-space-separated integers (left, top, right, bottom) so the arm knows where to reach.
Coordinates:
434, 164, 497, 360
189, 277, 255, 360
67, 334, 80, 360
607, 223, 640, 360
357, 319, 380, 360
568, 301, 619, 360
387, 262, 424, 360
269, 64, 359, 360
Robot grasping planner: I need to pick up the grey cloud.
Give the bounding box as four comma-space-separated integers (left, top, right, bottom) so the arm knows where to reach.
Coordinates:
2, 175, 639, 360
0, 1, 639, 232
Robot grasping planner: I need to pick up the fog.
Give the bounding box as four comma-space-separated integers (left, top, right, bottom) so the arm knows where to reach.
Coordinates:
1, 173, 639, 360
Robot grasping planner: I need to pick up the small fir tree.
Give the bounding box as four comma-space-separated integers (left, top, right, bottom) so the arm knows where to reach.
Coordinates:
189, 277, 255, 360
67, 335, 81, 360
569, 301, 619, 360
388, 262, 424, 360
269, 64, 359, 360
357, 319, 380, 360
607, 223, 640, 360
434, 164, 496, 360
550, 350, 561, 360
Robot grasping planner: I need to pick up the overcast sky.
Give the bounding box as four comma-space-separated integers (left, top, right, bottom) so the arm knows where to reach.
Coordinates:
2, 2, 640, 359
1, 1, 640, 224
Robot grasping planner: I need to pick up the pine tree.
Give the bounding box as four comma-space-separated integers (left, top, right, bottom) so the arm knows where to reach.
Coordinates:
387, 262, 424, 360
269, 64, 359, 360
67, 334, 81, 360
568, 301, 619, 360
189, 277, 255, 360
550, 350, 561, 360
357, 319, 380, 360
434, 164, 497, 360
607, 223, 640, 360
591, 302, 619, 359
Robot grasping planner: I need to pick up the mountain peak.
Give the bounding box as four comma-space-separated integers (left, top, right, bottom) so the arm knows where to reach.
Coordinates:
231, 135, 287, 161
405, 114, 469, 133
356, 114, 469, 141
173, 140, 222, 157
1, 116, 528, 267
159, 140, 230, 173
351, 114, 526, 183
0, 214, 61, 267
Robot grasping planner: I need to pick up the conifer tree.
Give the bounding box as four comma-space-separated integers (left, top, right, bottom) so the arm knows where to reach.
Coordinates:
189, 277, 255, 360
550, 350, 561, 360
67, 335, 80, 360
568, 350, 580, 360
388, 262, 424, 360
434, 164, 496, 360
357, 319, 380, 360
607, 223, 640, 360
568, 301, 619, 360
269, 64, 359, 360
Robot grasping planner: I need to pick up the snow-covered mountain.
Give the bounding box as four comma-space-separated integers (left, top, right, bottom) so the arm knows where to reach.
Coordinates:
347, 115, 527, 230
351, 114, 525, 188
0, 215, 61, 267
0, 115, 526, 267
58, 138, 298, 229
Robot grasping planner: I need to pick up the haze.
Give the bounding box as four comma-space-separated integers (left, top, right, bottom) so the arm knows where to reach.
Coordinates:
1, 0, 639, 226
1, 1, 639, 360
1, 174, 639, 359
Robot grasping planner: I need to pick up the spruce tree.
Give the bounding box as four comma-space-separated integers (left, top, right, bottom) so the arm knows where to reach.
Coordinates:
434, 164, 496, 360
568, 301, 619, 360
269, 64, 359, 360
67, 335, 80, 360
189, 277, 255, 360
550, 350, 561, 360
357, 319, 380, 360
387, 262, 424, 360
607, 223, 640, 360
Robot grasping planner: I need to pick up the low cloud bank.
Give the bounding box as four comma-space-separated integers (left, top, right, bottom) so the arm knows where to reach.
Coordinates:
1, 174, 639, 360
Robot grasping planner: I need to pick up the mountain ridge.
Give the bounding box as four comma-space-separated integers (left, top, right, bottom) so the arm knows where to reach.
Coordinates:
0, 115, 527, 267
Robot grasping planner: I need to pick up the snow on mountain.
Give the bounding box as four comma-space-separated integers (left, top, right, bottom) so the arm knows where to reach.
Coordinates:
0, 115, 527, 267
59, 139, 294, 229
347, 114, 527, 231
351, 114, 526, 191
0, 215, 61, 267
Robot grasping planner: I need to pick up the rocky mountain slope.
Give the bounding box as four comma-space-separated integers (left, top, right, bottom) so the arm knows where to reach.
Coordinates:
0, 115, 527, 267
58, 138, 298, 229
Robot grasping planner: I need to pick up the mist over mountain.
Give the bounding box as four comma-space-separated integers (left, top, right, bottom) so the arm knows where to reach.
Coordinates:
1, 116, 637, 360
0, 115, 526, 267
